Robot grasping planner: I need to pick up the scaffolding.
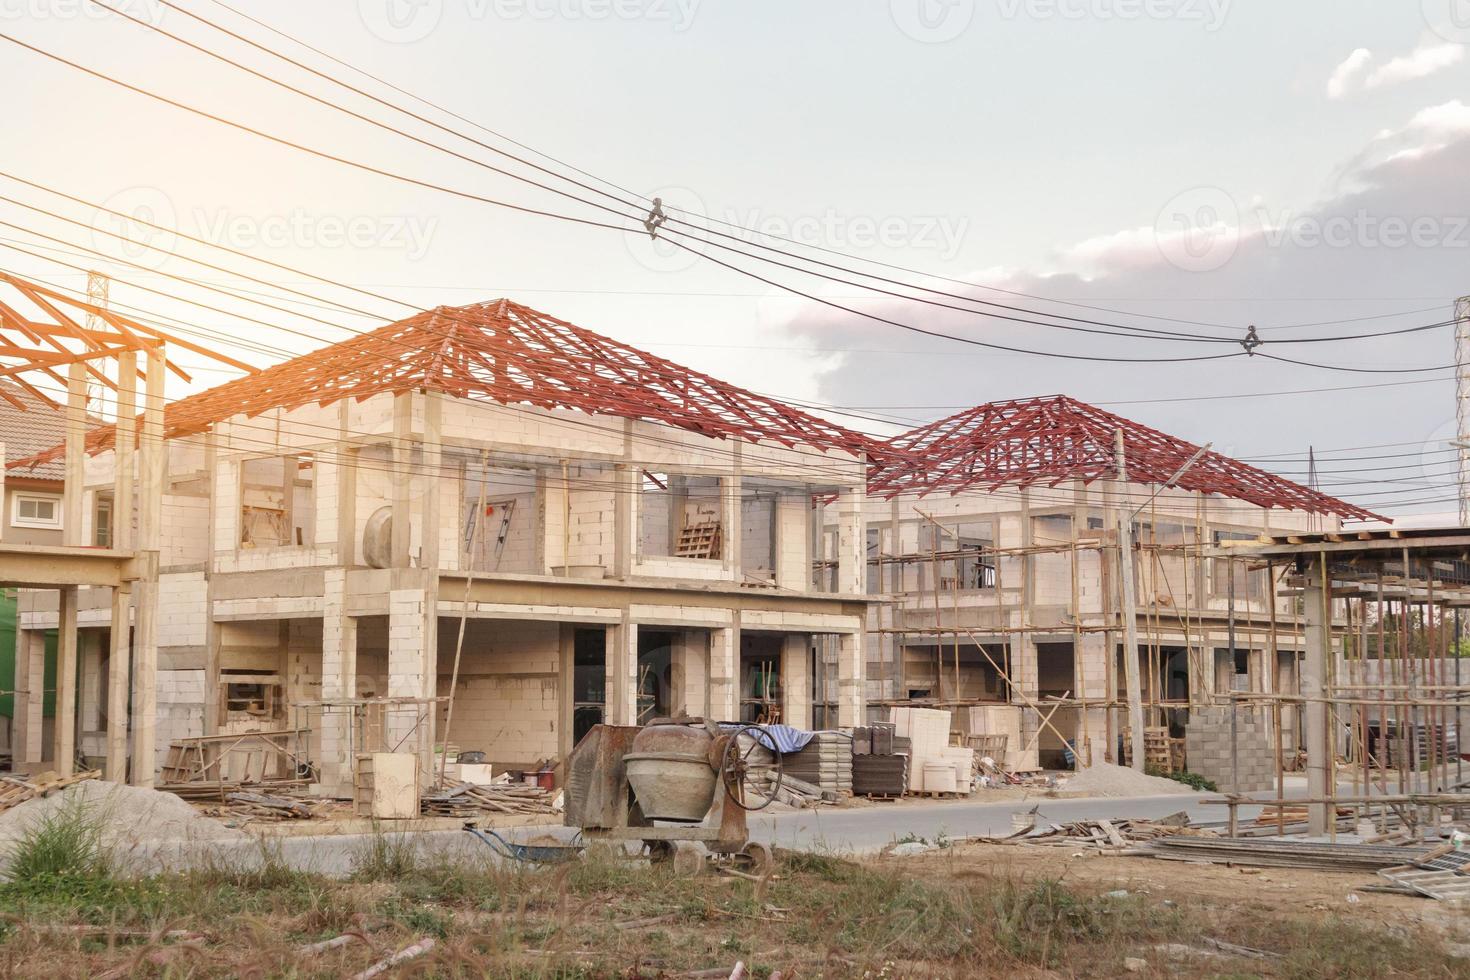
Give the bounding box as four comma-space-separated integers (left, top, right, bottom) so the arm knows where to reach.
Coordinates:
1210, 529, 1470, 837
829, 481, 1334, 781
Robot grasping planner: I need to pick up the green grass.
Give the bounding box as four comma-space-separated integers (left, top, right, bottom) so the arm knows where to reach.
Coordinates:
0, 835, 1460, 978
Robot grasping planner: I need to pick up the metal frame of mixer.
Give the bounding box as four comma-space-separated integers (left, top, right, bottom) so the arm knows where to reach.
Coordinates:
562, 719, 783, 872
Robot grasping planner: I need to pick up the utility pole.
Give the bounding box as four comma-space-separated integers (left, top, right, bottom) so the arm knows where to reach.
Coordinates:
1114, 430, 1146, 771
1457, 296, 1470, 526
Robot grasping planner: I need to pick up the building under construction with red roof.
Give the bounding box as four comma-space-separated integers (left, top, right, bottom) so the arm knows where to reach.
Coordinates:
4, 286, 1382, 798
826, 393, 1371, 791
7, 297, 882, 791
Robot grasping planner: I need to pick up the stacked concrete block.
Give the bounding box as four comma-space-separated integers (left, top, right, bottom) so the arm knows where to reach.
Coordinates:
1184, 705, 1274, 794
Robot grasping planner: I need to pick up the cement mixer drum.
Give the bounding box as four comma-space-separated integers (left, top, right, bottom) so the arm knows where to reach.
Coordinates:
622, 720, 719, 822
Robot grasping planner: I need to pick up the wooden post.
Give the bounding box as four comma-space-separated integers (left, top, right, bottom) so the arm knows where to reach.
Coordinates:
129, 346, 165, 786
1113, 431, 1146, 771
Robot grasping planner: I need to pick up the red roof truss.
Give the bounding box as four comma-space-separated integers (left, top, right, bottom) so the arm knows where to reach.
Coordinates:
15, 299, 887, 468
867, 394, 1377, 521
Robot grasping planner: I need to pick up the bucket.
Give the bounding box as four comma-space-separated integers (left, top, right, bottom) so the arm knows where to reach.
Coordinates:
535, 768, 556, 791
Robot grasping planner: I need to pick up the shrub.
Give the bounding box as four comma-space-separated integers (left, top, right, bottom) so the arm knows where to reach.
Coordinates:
3, 797, 114, 897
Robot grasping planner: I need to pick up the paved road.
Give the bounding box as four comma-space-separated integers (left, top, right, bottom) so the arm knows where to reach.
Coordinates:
749, 790, 1258, 854
123, 786, 1293, 875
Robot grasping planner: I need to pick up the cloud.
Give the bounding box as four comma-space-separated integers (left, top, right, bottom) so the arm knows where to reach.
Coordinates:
1326, 48, 1372, 100
773, 102, 1470, 508
1365, 39, 1464, 88
1327, 39, 1463, 100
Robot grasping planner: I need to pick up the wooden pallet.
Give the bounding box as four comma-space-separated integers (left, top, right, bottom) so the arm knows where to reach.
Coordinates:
674, 521, 722, 559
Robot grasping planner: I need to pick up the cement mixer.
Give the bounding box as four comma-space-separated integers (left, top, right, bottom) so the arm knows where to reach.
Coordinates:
562, 717, 783, 873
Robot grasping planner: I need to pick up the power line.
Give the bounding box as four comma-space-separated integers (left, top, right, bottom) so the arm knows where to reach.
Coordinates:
57, 6, 1467, 354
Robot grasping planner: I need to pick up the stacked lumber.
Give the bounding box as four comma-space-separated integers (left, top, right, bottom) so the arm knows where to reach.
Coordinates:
421, 779, 558, 816
1148, 836, 1435, 871
222, 791, 314, 820
1025, 813, 1216, 850
781, 732, 852, 796
160, 778, 309, 801
0, 769, 99, 813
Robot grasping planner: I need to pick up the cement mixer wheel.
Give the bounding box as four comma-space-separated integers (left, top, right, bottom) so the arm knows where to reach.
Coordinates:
718, 723, 784, 812
736, 841, 774, 877
644, 840, 705, 877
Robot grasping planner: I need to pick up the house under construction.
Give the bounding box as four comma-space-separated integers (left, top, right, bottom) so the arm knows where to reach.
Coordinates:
6, 279, 1449, 812
823, 395, 1378, 787
9, 298, 877, 793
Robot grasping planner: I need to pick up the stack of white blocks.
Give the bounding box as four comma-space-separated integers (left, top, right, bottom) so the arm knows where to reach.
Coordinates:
890, 706, 973, 795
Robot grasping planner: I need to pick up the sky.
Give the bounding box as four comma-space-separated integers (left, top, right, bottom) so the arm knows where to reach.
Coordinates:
3, 1, 1470, 518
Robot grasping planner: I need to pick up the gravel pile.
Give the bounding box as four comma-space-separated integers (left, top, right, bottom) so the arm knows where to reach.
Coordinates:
1062, 763, 1197, 798
0, 780, 248, 850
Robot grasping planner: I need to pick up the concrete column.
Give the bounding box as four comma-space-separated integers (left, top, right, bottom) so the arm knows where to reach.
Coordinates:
606, 619, 638, 725
14, 629, 44, 765
669, 630, 707, 718
106, 585, 131, 781
320, 568, 357, 795
387, 587, 430, 765
708, 625, 737, 721
780, 634, 812, 729
836, 487, 864, 595
79, 629, 103, 744
130, 346, 164, 786
390, 393, 412, 568
63, 361, 85, 544
421, 393, 442, 572
114, 351, 136, 553
772, 495, 805, 591
53, 587, 79, 776
613, 464, 636, 578
722, 467, 742, 578
1302, 556, 1330, 835
837, 631, 865, 726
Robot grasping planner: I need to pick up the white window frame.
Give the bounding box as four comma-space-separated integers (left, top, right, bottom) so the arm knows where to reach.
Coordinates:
12, 492, 63, 530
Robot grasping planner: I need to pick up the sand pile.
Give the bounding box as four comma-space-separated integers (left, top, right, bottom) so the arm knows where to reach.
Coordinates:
1062, 763, 1197, 798
0, 780, 248, 850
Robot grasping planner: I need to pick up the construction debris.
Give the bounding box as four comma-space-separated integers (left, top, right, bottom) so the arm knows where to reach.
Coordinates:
1378, 846, 1470, 901
1023, 813, 1215, 850
0, 768, 99, 813
421, 778, 559, 817
221, 791, 314, 820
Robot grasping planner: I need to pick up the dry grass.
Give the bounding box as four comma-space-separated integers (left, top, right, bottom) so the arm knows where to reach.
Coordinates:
0, 831, 1461, 978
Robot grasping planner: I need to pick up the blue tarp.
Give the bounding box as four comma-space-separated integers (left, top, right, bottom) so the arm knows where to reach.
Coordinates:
719, 723, 818, 754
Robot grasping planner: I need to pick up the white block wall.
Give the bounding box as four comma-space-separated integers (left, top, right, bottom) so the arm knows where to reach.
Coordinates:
434, 620, 560, 766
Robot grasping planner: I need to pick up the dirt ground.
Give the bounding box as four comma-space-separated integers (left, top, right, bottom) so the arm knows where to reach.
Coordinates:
909, 841, 1470, 963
